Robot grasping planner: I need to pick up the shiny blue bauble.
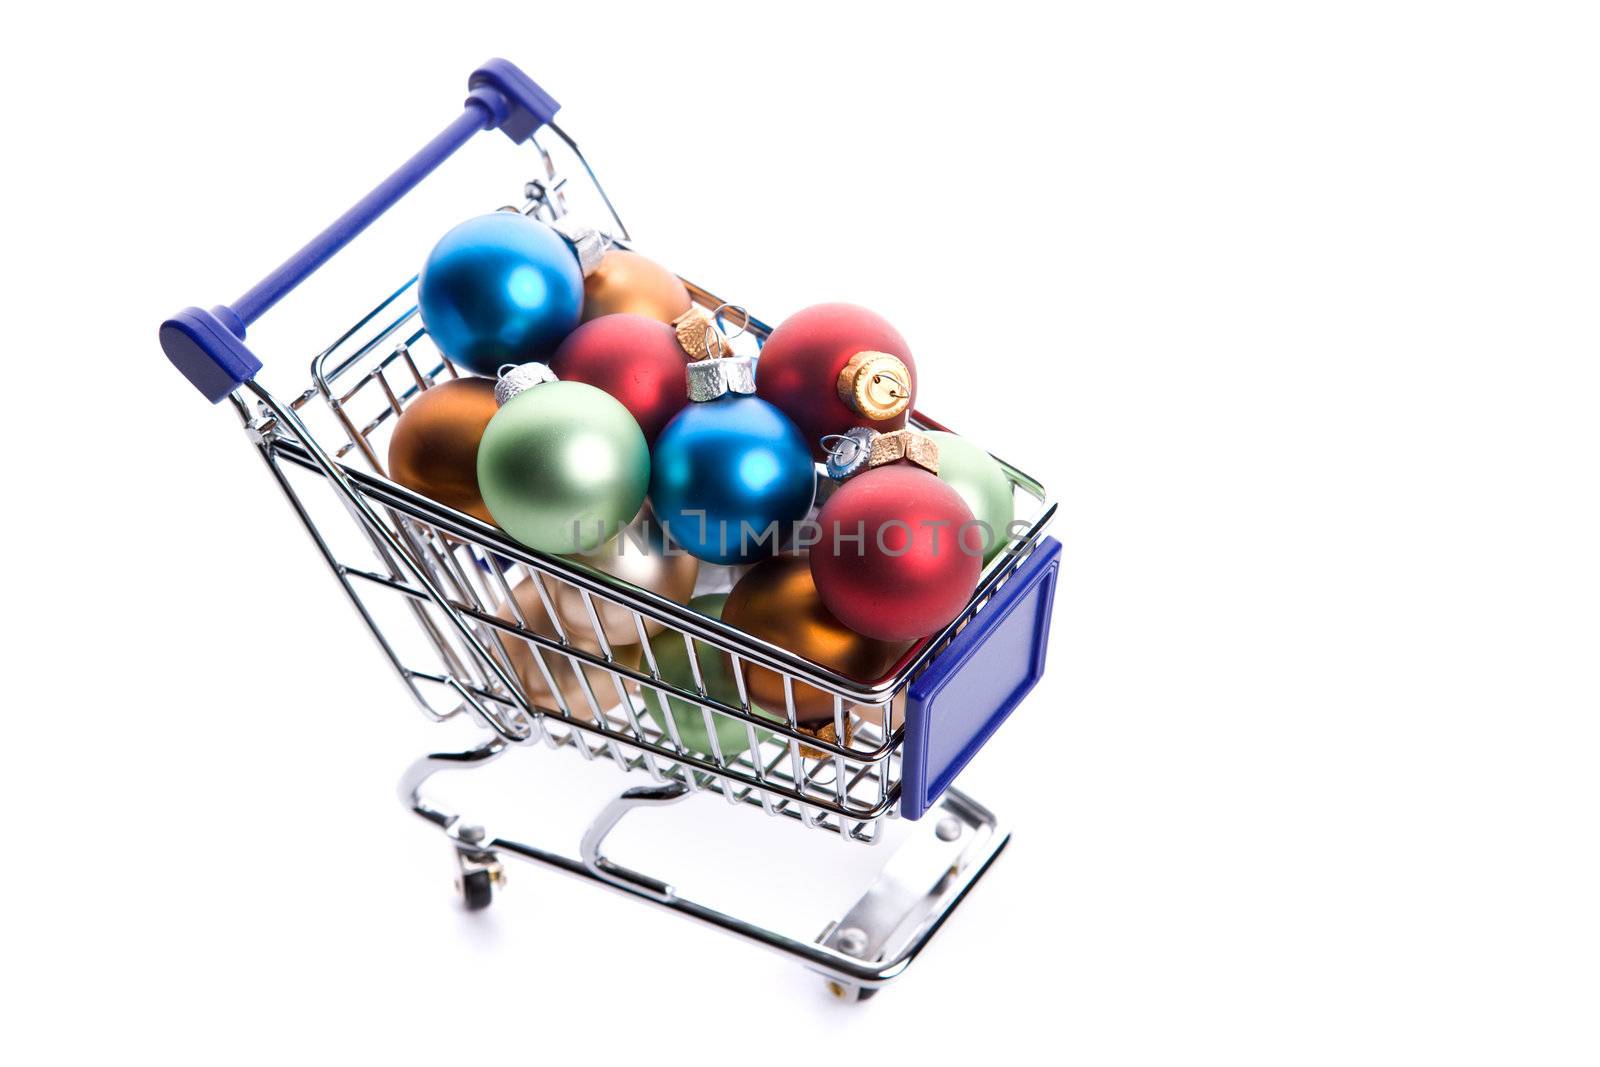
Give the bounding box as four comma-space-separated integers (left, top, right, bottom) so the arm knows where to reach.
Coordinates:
650, 395, 817, 565
417, 213, 584, 376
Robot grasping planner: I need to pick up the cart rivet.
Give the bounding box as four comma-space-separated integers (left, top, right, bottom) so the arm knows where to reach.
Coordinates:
835, 927, 869, 956
460, 824, 486, 844
935, 818, 962, 842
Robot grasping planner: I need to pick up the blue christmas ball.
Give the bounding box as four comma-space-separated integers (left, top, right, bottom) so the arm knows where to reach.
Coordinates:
650, 395, 817, 565
418, 213, 584, 376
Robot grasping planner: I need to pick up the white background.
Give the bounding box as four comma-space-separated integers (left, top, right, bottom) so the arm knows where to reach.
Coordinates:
3, 2, 1597, 1063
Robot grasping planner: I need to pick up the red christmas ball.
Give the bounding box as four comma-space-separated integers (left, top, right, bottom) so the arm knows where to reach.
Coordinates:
810, 464, 982, 642
548, 313, 689, 446
756, 303, 917, 460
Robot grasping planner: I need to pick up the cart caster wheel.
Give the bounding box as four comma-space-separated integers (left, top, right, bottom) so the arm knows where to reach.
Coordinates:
458, 867, 494, 911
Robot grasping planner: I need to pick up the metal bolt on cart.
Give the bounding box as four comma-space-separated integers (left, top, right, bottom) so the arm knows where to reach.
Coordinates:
160, 59, 1061, 1000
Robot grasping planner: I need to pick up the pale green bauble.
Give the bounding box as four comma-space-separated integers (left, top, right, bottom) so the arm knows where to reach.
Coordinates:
924, 430, 1015, 563
477, 380, 650, 555
646, 594, 777, 758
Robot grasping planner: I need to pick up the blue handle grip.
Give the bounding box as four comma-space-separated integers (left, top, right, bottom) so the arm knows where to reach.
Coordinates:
900, 537, 1062, 819
160, 59, 559, 402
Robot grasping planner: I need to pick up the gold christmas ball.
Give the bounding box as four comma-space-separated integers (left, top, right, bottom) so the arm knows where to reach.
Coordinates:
555, 515, 700, 645
387, 376, 499, 523
722, 555, 910, 726
582, 250, 693, 324
497, 577, 640, 721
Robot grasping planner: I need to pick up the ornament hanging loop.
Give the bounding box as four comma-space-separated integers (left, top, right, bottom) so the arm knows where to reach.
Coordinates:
701, 323, 726, 361
820, 433, 855, 456
673, 304, 738, 362
672, 303, 749, 362
870, 369, 909, 402
823, 427, 878, 480
709, 303, 751, 347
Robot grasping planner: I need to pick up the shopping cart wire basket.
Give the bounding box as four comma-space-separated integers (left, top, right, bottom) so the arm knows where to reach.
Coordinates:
159, 59, 1061, 999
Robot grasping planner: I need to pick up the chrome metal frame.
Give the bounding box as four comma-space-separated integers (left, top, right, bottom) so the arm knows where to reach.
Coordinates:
228, 126, 1054, 996
398, 736, 1009, 1000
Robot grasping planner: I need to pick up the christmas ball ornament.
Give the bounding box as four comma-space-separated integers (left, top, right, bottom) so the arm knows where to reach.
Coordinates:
497, 577, 639, 720
581, 249, 692, 324
477, 363, 650, 555
418, 213, 585, 376
723, 554, 910, 726
555, 509, 700, 644
387, 377, 499, 523
755, 303, 917, 460
548, 314, 692, 446
811, 429, 982, 642
645, 593, 777, 757
922, 431, 1015, 563
650, 359, 816, 565
854, 689, 907, 732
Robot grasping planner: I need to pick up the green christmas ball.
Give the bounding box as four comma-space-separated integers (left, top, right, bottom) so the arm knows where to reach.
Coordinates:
646, 594, 776, 758
925, 430, 1015, 563
477, 380, 650, 555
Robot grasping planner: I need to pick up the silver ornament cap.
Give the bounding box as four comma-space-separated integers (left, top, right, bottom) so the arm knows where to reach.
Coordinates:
550, 216, 610, 276
685, 357, 756, 402
495, 362, 559, 407
823, 427, 878, 480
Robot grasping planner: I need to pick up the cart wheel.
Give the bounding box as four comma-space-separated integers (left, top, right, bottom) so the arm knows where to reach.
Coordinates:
824, 980, 878, 1002
458, 867, 494, 911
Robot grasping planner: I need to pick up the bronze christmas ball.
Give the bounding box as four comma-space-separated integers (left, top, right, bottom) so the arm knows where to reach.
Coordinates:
387, 377, 499, 523
581, 249, 693, 324
722, 554, 910, 726
496, 577, 641, 720
555, 514, 700, 645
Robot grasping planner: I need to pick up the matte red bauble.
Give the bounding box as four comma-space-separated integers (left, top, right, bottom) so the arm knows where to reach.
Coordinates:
811, 463, 981, 642
755, 302, 917, 460
548, 313, 691, 446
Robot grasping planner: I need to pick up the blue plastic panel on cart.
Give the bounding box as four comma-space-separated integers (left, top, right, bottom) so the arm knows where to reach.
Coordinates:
901, 537, 1061, 820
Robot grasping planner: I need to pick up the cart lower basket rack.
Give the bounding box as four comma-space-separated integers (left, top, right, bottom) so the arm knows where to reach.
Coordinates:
160, 60, 1061, 999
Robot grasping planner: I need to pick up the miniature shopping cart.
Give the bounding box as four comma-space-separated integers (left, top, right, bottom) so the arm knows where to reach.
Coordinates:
159, 59, 1061, 1000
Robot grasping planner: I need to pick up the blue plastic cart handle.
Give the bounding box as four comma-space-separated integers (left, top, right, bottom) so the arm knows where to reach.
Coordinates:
159, 59, 559, 402
901, 537, 1062, 819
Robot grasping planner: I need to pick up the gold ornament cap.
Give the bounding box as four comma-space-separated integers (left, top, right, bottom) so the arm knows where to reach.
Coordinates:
823, 427, 939, 481
495, 362, 559, 406
836, 350, 913, 421
671, 307, 729, 362
796, 716, 852, 760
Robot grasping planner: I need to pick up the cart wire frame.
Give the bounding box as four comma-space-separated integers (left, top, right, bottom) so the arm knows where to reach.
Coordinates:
168, 59, 1060, 998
